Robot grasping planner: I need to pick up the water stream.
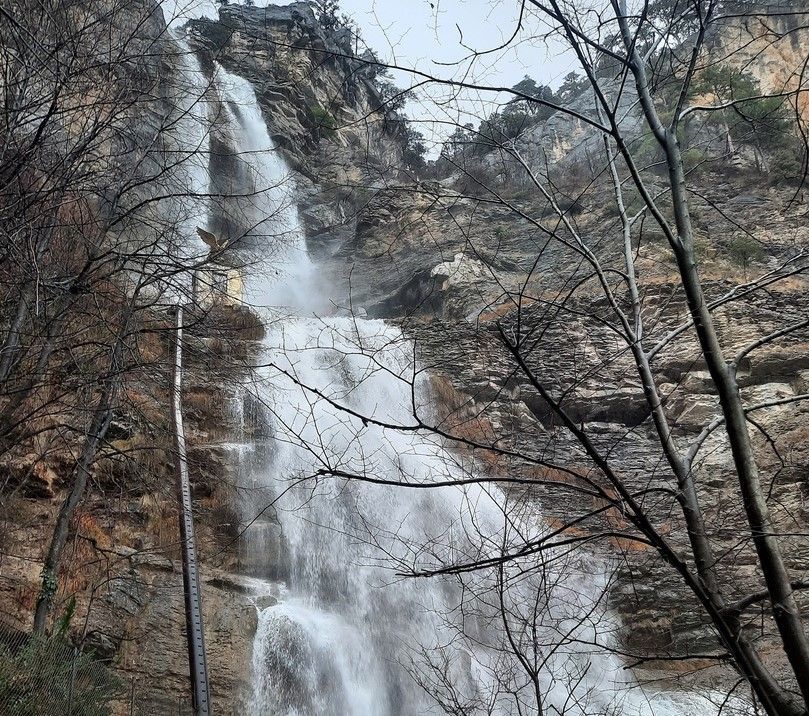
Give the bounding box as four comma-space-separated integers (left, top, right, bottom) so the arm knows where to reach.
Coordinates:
175, 35, 747, 716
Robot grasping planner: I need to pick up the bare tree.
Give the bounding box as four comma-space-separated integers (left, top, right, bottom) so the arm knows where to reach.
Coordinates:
0, 0, 254, 641
231, 1, 809, 714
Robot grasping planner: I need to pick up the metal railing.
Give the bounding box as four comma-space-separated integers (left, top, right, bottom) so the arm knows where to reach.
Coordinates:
0, 306, 215, 716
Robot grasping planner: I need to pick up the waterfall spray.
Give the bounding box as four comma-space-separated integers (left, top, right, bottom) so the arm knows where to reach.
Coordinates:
201, 60, 749, 716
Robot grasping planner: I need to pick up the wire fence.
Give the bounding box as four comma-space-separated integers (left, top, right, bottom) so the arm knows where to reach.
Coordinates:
0, 622, 200, 716
0, 620, 198, 715
0, 624, 115, 716
0, 547, 201, 716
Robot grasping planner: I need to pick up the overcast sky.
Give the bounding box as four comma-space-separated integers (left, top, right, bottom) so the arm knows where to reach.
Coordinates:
334, 0, 573, 87
163, 0, 578, 148
333, 0, 575, 136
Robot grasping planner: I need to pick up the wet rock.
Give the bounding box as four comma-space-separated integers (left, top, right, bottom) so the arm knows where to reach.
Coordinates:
254, 595, 277, 610
367, 268, 445, 318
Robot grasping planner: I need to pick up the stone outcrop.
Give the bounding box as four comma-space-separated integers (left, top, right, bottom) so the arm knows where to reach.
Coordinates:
461, 3, 809, 182
0, 302, 266, 714
351, 177, 809, 692
188, 4, 400, 173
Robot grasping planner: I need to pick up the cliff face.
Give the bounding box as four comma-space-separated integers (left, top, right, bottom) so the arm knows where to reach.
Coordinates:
474, 5, 809, 182
0, 305, 269, 714
366, 184, 809, 665
188, 3, 405, 261
190, 3, 396, 167
201, 1, 809, 700
1, 1, 808, 712
1, 4, 408, 712
715, 5, 809, 119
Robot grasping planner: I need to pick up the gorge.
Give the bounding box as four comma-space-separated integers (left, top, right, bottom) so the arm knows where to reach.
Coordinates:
209, 35, 739, 713
1, 1, 808, 715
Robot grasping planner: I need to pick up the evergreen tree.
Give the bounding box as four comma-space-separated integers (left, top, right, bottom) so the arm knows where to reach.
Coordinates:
312, 0, 341, 31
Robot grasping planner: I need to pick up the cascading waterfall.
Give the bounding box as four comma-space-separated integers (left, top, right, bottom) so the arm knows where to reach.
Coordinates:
191, 54, 748, 716
210, 63, 320, 313
173, 39, 211, 258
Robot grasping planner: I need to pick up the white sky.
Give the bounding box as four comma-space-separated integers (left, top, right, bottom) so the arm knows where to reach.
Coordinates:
332, 0, 576, 142
162, 0, 578, 148
335, 0, 574, 87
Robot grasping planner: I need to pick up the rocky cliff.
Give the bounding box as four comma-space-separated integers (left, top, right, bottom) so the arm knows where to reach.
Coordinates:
1, 0, 807, 712
187, 3, 406, 262
1, 2, 409, 712
202, 0, 809, 701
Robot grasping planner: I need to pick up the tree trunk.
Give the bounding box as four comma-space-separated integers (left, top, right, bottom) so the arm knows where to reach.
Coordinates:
32, 305, 131, 636
664, 132, 809, 713
611, 0, 809, 707
0, 283, 35, 383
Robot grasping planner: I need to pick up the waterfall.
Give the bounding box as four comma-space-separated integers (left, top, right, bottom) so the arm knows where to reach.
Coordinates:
172, 37, 211, 259
199, 62, 748, 716
210, 64, 320, 313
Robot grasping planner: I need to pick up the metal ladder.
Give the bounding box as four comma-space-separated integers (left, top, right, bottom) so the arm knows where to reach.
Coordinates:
171, 306, 212, 715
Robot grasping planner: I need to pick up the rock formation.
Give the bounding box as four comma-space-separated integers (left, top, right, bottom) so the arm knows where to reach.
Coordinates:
1, 0, 807, 713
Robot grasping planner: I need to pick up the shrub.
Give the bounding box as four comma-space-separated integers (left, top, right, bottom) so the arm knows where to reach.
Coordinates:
0, 636, 118, 716
310, 104, 337, 138
493, 225, 509, 242
769, 145, 806, 185
681, 147, 711, 173
727, 234, 765, 277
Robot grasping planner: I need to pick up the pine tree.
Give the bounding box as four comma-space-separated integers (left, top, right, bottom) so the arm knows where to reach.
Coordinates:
312, 0, 341, 31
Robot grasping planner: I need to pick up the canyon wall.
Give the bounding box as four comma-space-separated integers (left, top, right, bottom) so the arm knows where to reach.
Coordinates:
0, 1, 807, 712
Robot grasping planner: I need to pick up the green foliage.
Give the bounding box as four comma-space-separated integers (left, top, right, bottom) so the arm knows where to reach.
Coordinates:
402, 124, 427, 172
642, 63, 799, 175
55, 596, 77, 638
692, 67, 792, 152
727, 234, 765, 275
440, 124, 475, 161
633, 129, 665, 168
681, 147, 711, 173
504, 76, 558, 124
0, 637, 118, 716
511, 75, 544, 99
473, 75, 569, 150
499, 104, 532, 137
473, 74, 562, 151
366, 70, 426, 172
310, 104, 338, 138
478, 107, 531, 148
510, 75, 556, 119
769, 145, 806, 184
557, 72, 587, 103
312, 0, 341, 31
594, 43, 626, 79
375, 73, 411, 115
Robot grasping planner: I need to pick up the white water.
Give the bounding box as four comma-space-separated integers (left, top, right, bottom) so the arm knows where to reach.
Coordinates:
211, 64, 320, 313
191, 54, 750, 716
172, 37, 211, 260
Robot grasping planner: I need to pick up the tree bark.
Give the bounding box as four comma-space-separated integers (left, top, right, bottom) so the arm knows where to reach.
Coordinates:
0, 282, 35, 383
612, 1, 809, 709
32, 305, 131, 636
